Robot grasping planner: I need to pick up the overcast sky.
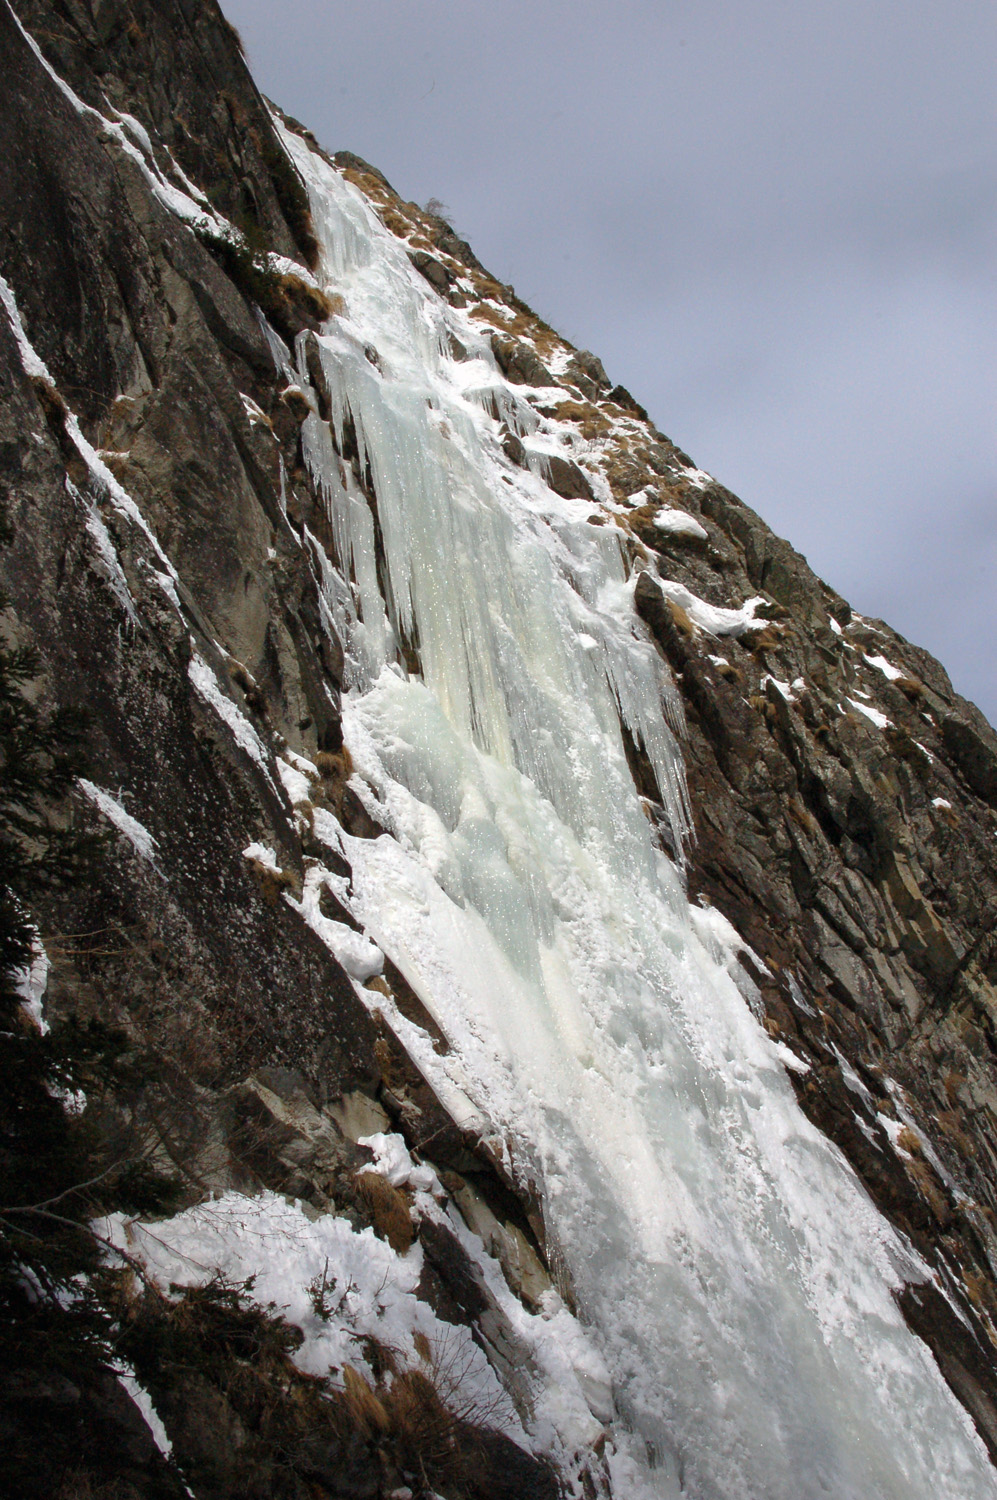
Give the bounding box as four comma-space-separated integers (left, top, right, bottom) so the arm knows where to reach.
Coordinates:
223, 0, 996, 725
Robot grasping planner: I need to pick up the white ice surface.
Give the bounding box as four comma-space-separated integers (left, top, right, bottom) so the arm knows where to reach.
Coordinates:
117, 1368, 175, 1461
268, 120, 997, 1500
285, 861, 384, 982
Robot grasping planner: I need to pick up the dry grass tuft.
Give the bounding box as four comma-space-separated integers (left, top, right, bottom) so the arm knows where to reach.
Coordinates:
30, 373, 69, 423
943, 1070, 967, 1105
745, 625, 783, 655
279, 385, 313, 423
547, 399, 613, 439
377, 205, 417, 238
277, 272, 336, 323
468, 303, 536, 342
383, 1368, 459, 1478
341, 1364, 391, 1434
904, 1154, 952, 1225
936, 1110, 976, 1157
665, 598, 696, 639
787, 798, 820, 837
247, 857, 298, 906
355, 1169, 415, 1252
714, 660, 742, 682
315, 746, 353, 780
413, 1328, 433, 1364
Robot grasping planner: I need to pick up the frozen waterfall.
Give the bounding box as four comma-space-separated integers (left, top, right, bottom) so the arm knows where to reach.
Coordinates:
278, 122, 997, 1500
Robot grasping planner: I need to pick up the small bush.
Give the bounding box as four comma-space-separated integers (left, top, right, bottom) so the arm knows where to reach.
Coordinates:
385, 1368, 460, 1480
194, 226, 326, 342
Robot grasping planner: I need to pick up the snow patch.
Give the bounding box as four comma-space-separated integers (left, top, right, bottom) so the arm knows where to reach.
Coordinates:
14, 935, 50, 1033
674, 465, 714, 490
846, 697, 892, 730
117, 1368, 176, 1463
652, 508, 708, 541
79, 779, 158, 862
286, 862, 384, 982
100, 1191, 524, 1441
865, 653, 903, 681
654, 575, 767, 637
188, 654, 272, 776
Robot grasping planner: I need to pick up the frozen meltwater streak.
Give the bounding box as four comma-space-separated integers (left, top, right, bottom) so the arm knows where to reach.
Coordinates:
279, 124, 997, 1499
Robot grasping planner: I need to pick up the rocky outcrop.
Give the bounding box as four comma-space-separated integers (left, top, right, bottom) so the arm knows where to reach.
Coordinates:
3, 0, 997, 1492
633, 486, 997, 1454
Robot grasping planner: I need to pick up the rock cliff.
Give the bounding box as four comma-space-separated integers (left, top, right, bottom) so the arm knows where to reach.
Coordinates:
3, 3, 997, 1497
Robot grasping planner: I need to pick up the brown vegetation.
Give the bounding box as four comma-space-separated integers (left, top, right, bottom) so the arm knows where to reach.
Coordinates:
665, 598, 696, 639
246, 856, 298, 906
355, 1168, 415, 1253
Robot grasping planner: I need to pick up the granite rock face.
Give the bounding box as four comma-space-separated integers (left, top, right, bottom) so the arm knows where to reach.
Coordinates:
3, 0, 997, 1492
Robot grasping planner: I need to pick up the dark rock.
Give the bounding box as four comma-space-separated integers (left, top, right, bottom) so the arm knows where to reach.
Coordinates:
332, 149, 398, 194
419, 1219, 490, 1321
899, 1281, 997, 1463
544, 453, 594, 500
491, 333, 553, 387
634, 570, 689, 668
409, 249, 452, 293
565, 348, 610, 398
456, 1422, 560, 1500
341, 783, 388, 839
646, 439, 696, 474
430, 221, 485, 273
501, 426, 527, 466
607, 383, 650, 420
942, 708, 997, 806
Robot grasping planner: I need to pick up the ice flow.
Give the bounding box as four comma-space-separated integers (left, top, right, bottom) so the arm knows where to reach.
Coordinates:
279, 123, 997, 1499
